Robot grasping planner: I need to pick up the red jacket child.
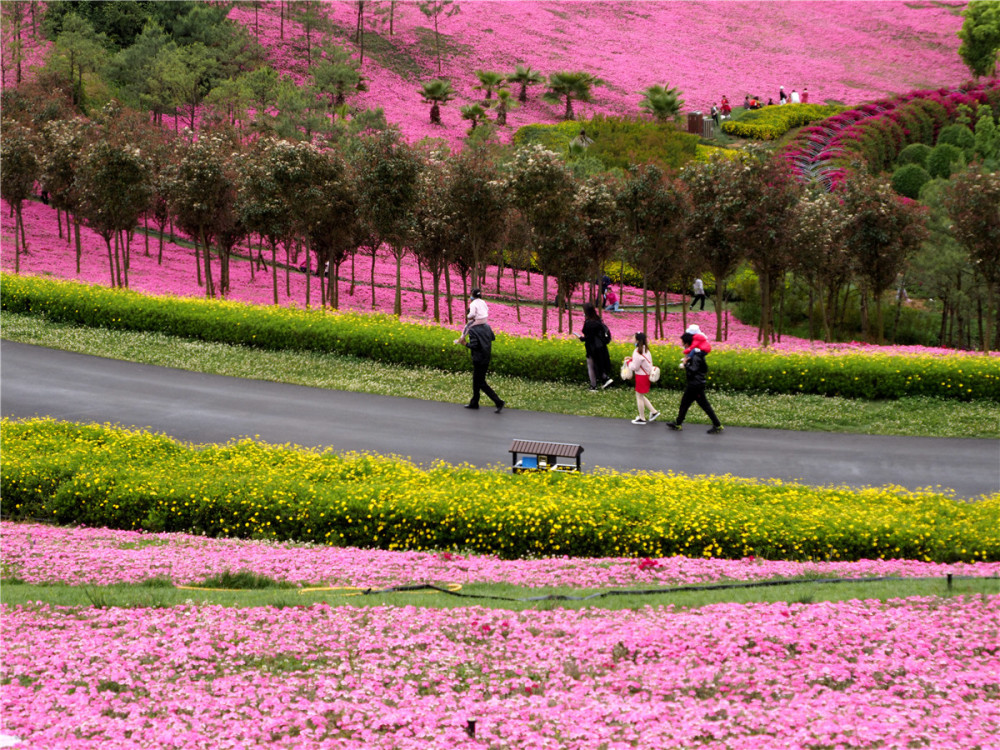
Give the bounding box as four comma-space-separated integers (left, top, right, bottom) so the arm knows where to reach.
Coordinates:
683, 324, 712, 355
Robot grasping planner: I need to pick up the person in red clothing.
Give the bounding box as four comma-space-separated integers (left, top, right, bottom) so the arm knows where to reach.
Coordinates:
665, 331, 723, 434
720, 96, 732, 117
683, 324, 711, 355
626, 332, 659, 425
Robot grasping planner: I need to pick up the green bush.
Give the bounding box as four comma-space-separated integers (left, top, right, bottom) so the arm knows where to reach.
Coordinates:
3, 274, 998, 401
926, 143, 964, 179
513, 115, 699, 171
720, 104, 844, 140
897, 142, 932, 167
4, 419, 998, 562
891, 163, 933, 199
937, 123, 976, 160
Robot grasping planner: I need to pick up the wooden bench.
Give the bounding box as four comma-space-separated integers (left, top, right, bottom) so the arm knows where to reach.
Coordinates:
510, 439, 584, 473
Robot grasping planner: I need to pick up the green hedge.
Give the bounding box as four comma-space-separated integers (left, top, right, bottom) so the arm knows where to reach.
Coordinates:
721, 104, 844, 140
3, 274, 998, 401
4, 419, 998, 562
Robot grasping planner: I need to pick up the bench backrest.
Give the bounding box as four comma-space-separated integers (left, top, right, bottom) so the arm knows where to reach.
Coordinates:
509, 439, 583, 459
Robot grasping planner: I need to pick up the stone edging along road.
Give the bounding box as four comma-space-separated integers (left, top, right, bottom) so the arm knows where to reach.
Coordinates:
2, 341, 998, 500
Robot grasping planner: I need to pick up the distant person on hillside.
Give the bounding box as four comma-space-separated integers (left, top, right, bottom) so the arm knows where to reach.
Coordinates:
458, 320, 505, 413
455, 288, 488, 345
720, 96, 732, 117
604, 287, 620, 312
599, 273, 612, 306
744, 94, 752, 109
690, 278, 707, 310
580, 303, 614, 391
790, 88, 801, 103
711, 104, 720, 126
626, 332, 659, 425
766, 98, 775, 107
779, 86, 787, 104
665, 331, 723, 435
802, 86, 809, 103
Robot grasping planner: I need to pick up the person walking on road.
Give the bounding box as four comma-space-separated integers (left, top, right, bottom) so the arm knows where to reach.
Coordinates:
666, 331, 723, 434
580, 303, 614, 391
690, 278, 707, 310
627, 332, 659, 425
459, 322, 505, 413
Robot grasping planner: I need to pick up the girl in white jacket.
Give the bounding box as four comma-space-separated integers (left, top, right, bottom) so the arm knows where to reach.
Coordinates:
628, 332, 659, 425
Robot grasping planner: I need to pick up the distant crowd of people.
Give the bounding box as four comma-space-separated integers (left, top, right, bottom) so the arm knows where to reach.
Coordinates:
710, 86, 810, 124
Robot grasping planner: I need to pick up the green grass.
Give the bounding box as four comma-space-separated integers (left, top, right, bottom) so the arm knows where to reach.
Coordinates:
2, 577, 996, 611
3, 311, 996, 438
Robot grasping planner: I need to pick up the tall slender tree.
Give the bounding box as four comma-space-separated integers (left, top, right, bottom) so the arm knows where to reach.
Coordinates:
418, 0, 461, 74
0, 120, 40, 274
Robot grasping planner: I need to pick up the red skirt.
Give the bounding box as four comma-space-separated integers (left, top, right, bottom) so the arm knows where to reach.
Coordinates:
634, 372, 650, 394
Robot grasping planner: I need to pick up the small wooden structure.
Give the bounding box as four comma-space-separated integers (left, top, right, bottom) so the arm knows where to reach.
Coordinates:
509, 439, 584, 473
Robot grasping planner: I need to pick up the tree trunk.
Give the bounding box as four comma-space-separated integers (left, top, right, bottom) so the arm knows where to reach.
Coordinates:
432, 268, 441, 322
369, 247, 377, 309
641, 273, 649, 337
74, 218, 82, 274
113, 231, 123, 288
394, 248, 403, 317
194, 236, 203, 287
201, 227, 214, 298
513, 267, 521, 323
417, 256, 427, 312
104, 235, 116, 287
14, 206, 22, 273
158, 226, 164, 264
541, 272, 549, 337
271, 240, 279, 305
444, 263, 453, 325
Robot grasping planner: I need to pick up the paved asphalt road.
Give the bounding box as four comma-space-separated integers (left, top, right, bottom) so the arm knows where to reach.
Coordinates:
2, 341, 998, 499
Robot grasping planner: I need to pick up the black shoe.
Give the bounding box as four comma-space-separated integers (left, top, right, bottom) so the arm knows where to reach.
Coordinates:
464, 404, 479, 410
707, 425, 724, 434
495, 401, 505, 413
665, 421, 682, 431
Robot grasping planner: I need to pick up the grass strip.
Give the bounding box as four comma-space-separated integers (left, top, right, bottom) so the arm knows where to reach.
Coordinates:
3, 312, 997, 438
2, 577, 997, 611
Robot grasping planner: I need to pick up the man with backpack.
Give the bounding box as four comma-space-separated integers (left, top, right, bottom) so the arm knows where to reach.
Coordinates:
580, 303, 614, 391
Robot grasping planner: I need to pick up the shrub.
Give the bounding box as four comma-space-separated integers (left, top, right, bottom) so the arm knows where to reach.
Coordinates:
4, 274, 998, 401
891, 163, 933, 199
936, 123, 976, 160
513, 116, 699, 171
720, 104, 843, 140
927, 143, 964, 179
897, 142, 932, 167
4, 419, 999, 562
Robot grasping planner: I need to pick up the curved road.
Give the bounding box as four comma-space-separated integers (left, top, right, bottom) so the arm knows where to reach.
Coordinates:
2, 341, 998, 499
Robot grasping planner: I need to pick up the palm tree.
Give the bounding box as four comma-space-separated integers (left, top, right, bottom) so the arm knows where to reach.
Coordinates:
460, 103, 486, 131
419, 79, 456, 125
491, 87, 518, 126
639, 84, 685, 123
473, 70, 506, 100
542, 71, 604, 120
508, 64, 544, 103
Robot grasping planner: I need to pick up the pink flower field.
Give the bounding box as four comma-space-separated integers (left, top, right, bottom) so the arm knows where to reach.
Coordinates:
3, 196, 989, 357
3, 524, 999, 750
3, 594, 998, 749
228, 1, 970, 149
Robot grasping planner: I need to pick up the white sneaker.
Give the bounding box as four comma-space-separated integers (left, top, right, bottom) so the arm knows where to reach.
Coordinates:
648, 411, 660, 422
602, 378, 614, 389
631, 417, 646, 425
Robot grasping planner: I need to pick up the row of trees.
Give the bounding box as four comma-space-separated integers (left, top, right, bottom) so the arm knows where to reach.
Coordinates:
9, 94, 997, 349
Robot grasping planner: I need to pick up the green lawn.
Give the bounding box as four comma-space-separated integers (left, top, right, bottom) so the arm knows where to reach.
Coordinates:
3, 312, 996, 438
2, 576, 996, 612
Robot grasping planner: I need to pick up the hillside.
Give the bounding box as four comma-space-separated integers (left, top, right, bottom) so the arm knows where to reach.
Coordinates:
229, 0, 971, 146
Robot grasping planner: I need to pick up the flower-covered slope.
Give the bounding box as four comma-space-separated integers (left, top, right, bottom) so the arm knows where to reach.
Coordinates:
229, 1, 970, 147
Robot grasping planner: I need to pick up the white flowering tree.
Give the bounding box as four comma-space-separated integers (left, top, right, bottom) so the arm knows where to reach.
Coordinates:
38, 118, 92, 273
167, 134, 241, 298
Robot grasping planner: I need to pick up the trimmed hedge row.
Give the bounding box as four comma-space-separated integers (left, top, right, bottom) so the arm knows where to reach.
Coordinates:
721, 104, 844, 140
3, 274, 999, 401
4, 419, 998, 562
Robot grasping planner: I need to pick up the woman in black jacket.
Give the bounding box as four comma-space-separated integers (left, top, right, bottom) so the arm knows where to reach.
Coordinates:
580, 303, 614, 391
